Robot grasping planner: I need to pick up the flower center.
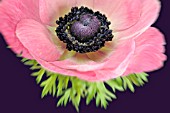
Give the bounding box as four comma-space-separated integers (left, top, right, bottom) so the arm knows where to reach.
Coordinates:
55, 6, 113, 53
71, 14, 101, 42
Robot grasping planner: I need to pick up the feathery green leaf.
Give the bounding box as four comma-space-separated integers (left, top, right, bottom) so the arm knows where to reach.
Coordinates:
22, 59, 149, 112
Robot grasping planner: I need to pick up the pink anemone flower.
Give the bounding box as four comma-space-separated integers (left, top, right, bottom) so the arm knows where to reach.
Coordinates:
0, 0, 166, 81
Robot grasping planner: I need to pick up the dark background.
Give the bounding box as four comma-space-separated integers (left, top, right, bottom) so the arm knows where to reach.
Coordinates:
0, 0, 170, 113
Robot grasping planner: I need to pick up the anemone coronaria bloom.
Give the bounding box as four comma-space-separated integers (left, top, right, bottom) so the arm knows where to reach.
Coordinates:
0, 0, 166, 81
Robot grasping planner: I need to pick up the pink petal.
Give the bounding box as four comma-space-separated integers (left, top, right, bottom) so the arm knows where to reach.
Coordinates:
0, 0, 41, 58
47, 38, 135, 74
76, 0, 94, 8
33, 55, 98, 81
123, 27, 166, 75
118, 0, 161, 39
94, 0, 141, 31
33, 53, 123, 82
92, 38, 136, 81
39, 0, 76, 25
39, 0, 95, 25
34, 38, 135, 82
16, 19, 60, 61
31, 36, 135, 82
49, 57, 106, 72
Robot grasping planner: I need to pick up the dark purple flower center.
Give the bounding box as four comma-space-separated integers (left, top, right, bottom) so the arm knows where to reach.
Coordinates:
55, 6, 113, 53
71, 14, 101, 42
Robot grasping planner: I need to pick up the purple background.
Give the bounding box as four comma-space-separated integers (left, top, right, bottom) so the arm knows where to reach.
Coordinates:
0, 0, 170, 113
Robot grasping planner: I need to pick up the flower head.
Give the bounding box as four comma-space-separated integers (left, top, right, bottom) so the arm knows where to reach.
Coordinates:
0, 0, 166, 81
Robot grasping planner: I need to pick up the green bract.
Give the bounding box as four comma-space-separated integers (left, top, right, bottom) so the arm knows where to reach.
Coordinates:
22, 58, 149, 112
